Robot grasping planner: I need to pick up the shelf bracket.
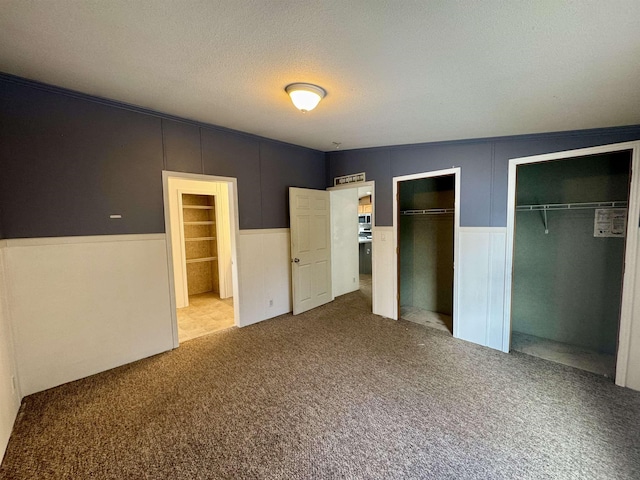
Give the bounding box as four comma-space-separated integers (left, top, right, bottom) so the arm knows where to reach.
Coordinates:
543, 208, 549, 234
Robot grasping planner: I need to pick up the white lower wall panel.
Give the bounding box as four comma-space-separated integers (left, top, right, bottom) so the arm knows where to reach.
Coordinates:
238, 229, 291, 326
457, 228, 506, 350
372, 227, 395, 319
5, 235, 174, 396
0, 242, 20, 460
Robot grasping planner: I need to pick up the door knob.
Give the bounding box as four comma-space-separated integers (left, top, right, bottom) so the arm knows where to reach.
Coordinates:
293, 258, 300, 263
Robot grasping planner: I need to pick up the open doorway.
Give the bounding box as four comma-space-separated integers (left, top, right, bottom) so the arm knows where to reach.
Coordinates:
327, 182, 375, 310
504, 141, 640, 388
357, 186, 373, 306
394, 169, 460, 335
509, 150, 631, 378
178, 193, 232, 341
162, 172, 241, 347
398, 175, 455, 334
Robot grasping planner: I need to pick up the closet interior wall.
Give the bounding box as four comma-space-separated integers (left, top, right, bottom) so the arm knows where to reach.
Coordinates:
512, 152, 631, 363
399, 176, 455, 321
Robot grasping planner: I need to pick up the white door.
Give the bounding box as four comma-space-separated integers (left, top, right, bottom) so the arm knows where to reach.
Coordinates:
290, 187, 333, 314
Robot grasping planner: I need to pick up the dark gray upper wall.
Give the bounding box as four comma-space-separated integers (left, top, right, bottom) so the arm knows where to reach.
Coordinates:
0, 81, 164, 238
328, 127, 640, 227
259, 141, 326, 229
0, 75, 325, 237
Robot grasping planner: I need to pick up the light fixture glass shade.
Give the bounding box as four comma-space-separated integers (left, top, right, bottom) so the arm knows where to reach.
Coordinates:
285, 83, 326, 112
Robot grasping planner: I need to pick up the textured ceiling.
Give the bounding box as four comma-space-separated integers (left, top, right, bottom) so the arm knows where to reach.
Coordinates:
1, 1, 640, 152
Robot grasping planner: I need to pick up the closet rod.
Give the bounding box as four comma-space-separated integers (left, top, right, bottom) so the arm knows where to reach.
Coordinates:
516, 201, 627, 212
401, 208, 455, 216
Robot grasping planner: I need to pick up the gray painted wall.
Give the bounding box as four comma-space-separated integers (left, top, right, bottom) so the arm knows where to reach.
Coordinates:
327, 128, 640, 227
3, 74, 640, 238
0, 76, 325, 237
511, 153, 630, 353
399, 177, 454, 314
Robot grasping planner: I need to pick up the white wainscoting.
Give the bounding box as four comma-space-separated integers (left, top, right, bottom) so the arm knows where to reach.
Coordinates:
238, 229, 292, 326
4, 234, 174, 396
456, 227, 507, 351
372, 227, 395, 319
0, 241, 20, 460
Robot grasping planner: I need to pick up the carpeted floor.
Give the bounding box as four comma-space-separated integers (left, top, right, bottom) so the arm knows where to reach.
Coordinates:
1, 289, 639, 479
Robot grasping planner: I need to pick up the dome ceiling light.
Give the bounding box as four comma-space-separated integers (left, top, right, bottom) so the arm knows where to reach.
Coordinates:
285, 83, 326, 112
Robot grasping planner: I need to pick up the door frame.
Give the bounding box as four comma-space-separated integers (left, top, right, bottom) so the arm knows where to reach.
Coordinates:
392, 168, 461, 336
327, 181, 376, 310
162, 171, 241, 348
503, 141, 640, 388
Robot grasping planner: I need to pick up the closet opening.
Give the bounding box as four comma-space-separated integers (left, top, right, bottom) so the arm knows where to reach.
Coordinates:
509, 150, 632, 379
162, 172, 241, 347
397, 172, 457, 335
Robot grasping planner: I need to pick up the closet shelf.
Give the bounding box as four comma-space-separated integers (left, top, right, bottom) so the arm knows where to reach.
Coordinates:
183, 205, 214, 210
516, 201, 627, 235
516, 201, 627, 211
401, 208, 455, 216
186, 256, 217, 264
184, 221, 216, 225
185, 236, 216, 242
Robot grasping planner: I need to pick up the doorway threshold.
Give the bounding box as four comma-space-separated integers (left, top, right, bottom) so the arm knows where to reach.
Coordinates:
400, 306, 453, 335
511, 331, 615, 378
177, 293, 235, 343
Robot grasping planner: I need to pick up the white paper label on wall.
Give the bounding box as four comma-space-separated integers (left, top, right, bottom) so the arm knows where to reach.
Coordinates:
594, 208, 627, 237
334, 172, 365, 186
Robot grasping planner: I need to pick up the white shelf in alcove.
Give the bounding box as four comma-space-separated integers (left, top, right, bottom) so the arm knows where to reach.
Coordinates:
184, 237, 216, 242
183, 205, 214, 210
184, 221, 216, 225
185, 256, 218, 264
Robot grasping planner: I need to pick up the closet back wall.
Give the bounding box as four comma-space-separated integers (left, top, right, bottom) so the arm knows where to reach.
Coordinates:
0, 75, 326, 238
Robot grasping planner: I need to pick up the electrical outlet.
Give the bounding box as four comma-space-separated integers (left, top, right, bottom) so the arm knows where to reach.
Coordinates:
269, 299, 273, 307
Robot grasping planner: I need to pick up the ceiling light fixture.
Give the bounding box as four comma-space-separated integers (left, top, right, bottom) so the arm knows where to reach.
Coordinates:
285, 83, 326, 112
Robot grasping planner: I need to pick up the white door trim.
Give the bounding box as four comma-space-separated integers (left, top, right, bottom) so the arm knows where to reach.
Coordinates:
503, 141, 640, 388
392, 168, 461, 335
162, 171, 241, 348
327, 181, 376, 311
